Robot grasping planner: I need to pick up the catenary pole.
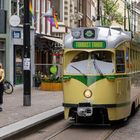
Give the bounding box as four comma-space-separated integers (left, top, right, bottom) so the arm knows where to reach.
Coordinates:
96, 0, 100, 26
124, 0, 127, 30
23, 0, 31, 106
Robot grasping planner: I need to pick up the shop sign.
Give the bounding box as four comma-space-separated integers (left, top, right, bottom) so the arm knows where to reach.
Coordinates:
12, 31, 21, 39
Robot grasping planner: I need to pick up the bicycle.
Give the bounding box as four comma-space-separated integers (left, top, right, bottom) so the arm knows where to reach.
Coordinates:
3, 80, 14, 94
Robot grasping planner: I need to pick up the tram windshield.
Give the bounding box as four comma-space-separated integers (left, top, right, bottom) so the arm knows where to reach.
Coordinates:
65, 51, 114, 75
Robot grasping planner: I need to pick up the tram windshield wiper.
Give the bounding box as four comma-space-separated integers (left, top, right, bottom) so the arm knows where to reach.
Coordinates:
71, 65, 86, 77
93, 59, 103, 76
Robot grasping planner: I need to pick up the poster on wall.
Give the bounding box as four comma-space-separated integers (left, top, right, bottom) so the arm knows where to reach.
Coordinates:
23, 58, 30, 70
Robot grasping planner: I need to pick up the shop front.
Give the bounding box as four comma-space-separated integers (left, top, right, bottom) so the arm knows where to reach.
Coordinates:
35, 34, 63, 77
11, 27, 35, 86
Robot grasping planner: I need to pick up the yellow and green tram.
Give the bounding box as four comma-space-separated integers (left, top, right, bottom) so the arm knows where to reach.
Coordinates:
62, 27, 140, 124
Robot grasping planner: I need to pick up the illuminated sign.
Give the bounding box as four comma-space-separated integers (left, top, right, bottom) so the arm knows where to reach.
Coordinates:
73, 41, 106, 49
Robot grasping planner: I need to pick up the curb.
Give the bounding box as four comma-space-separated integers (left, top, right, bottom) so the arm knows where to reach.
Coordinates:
0, 106, 64, 139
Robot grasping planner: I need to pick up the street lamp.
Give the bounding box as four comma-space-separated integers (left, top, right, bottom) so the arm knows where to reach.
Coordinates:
23, 0, 31, 106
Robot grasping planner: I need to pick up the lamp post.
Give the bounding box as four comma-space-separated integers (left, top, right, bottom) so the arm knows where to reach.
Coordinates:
124, 0, 127, 30
96, 0, 101, 26
23, 0, 31, 106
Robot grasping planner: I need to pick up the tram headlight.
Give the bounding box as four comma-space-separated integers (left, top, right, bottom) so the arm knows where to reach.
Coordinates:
71, 30, 81, 39
84, 89, 92, 98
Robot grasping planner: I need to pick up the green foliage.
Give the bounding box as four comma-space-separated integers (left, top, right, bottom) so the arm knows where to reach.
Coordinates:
115, 13, 124, 25
41, 74, 62, 83
102, 0, 123, 26
34, 71, 63, 85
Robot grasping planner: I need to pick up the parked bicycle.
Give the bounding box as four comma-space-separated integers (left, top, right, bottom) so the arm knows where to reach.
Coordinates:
3, 80, 14, 94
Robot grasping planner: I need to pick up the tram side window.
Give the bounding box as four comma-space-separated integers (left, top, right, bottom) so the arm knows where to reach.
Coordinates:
116, 50, 125, 73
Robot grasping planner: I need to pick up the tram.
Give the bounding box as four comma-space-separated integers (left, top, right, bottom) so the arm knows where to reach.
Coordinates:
62, 27, 140, 124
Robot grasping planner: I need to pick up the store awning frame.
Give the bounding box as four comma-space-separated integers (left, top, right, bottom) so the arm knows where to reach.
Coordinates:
39, 35, 63, 45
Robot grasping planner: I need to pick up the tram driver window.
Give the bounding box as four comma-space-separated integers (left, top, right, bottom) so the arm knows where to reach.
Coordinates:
71, 52, 89, 62
66, 52, 89, 74
91, 51, 114, 74
116, 50, 125, 73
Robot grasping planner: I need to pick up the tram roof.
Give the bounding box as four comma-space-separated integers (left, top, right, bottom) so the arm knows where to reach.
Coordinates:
64, 27, 131, 49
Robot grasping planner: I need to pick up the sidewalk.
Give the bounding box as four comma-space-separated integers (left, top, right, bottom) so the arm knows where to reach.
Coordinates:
0, 87, 63, 138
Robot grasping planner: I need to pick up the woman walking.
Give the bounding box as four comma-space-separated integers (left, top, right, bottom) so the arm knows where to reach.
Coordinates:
0, 63, 5, 111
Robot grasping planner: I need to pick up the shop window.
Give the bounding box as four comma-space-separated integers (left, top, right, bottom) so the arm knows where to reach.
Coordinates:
14, 46, 23, 85
116, 50, 125, 73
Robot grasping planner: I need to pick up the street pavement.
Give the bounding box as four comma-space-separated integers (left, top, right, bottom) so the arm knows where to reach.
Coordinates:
0, 86, 63, 139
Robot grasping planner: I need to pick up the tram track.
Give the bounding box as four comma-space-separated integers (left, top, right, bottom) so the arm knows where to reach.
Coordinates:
46, 123, 73, 140
45, 124, 116, 140
4, 115, 131, 140
102, 129, 116, 140
45, 118, 131, 140
43, 121, 124, 140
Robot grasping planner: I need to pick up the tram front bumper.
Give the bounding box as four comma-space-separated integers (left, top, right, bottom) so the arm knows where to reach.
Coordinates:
77, 103, 93, 117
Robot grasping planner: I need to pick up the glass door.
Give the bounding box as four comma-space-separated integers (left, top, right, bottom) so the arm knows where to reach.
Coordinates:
14, 45, 23, 85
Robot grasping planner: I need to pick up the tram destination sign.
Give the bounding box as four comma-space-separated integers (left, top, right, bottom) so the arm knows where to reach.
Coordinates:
73, 41, 106, 49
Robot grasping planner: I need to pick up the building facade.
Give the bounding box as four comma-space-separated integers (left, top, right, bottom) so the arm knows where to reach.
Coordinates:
34, 0, 97, 79
0, 0, 35, 86
82, 0, 96, 27
0, 0, 98, 86
11, 0, 35, 86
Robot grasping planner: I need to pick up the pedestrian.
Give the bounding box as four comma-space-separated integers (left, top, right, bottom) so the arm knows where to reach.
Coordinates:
0, 63, 4, 111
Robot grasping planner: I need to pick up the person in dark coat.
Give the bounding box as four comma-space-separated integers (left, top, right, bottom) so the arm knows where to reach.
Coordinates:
0, 63, 5, 111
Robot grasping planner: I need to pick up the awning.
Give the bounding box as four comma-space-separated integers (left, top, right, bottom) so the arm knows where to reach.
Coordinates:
40, 36, 63, 45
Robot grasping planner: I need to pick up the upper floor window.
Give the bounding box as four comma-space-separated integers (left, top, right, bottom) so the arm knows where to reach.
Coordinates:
0, 0, 4, 9
11, 0, 17, 15
52, 0, 63, 22
11, 0, 33, 25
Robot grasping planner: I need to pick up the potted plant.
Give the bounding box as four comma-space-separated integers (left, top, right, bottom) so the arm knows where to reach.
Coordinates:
40, 74, 63, 91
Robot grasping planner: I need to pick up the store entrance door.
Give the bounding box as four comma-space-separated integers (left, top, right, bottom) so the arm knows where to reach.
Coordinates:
14, 45, 23, 85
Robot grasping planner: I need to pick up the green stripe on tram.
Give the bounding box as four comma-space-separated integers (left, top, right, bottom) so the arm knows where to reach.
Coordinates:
63, 75, 129, 86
